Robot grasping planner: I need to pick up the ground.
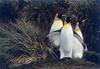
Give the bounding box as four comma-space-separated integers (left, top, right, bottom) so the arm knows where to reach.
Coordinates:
10, 58, 100, 69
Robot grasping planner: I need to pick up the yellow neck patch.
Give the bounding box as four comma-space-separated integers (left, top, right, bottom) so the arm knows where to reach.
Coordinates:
63, 23, 72, 29
53, 19, 63, 26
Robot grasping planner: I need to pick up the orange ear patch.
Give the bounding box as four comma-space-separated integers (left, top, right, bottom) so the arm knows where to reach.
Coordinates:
75, 28, 81, 33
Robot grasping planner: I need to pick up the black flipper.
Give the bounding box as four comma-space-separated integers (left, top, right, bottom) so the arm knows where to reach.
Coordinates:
74, 31, 88, 52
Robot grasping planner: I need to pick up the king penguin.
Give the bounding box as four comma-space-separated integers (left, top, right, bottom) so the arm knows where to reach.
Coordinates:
60, 17, 73, 59
72, 20, 88, 59
48, 13, 63, 48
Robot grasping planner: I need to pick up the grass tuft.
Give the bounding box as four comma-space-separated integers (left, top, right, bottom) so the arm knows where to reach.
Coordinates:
0, 19, 51, 67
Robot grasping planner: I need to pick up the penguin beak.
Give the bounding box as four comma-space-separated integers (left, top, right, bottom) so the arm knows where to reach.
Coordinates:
82, 18, 88, 23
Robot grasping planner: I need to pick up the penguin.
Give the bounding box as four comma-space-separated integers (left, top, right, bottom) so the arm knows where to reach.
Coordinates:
72, 20, 88, 59
60, 17, 73, 59
48, 13, 63, 48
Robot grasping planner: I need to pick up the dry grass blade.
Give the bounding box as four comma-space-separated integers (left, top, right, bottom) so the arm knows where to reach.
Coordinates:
0, 19, 51, 67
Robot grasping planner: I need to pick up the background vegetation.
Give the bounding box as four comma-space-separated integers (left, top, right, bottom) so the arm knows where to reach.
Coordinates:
0, 0, 100, 69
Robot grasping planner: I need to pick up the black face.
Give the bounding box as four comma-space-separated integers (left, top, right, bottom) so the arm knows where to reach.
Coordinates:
57, 13, 62, 19
77, 19, 80, 23
66, 17, 71, 23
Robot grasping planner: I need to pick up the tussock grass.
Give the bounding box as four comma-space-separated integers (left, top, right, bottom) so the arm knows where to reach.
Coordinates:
0, 0, 99, 68
0, 19, 52, 67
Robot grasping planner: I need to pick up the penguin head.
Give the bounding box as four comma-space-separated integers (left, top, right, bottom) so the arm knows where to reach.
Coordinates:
66, 17, 71, 23
57, 13, 62, 19
75, 19, 81, 30
77, 19, 81, 25
54, 13, 63, 20
76, 18, 87, 25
